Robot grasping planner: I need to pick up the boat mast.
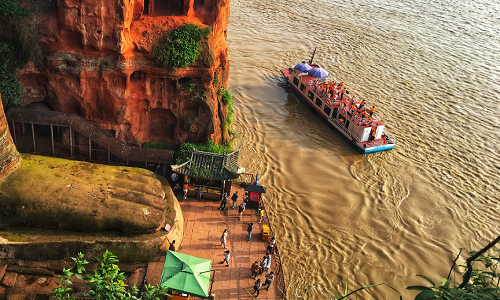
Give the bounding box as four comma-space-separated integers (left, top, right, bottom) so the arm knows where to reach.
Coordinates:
308, 48, 317, 65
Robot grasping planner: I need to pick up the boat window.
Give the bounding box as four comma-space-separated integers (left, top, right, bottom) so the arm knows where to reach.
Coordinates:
293, 77, 299, 86
308, 91, 314, 100
324, 106, 331, 116
333, 107, 338, 118
300, 83, 306, 92
315, 98, 322, 107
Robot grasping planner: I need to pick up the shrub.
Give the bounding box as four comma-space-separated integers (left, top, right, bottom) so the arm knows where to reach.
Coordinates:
0, 0, 29, 17
175, 140, 232, 164
217, 88, 232, 105
212, 76, 219, 87
0, 42, 25, 107
51, 250, 168, 300
153, 23, 211, 71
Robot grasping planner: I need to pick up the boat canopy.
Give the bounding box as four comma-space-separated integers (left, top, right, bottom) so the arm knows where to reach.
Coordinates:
308, 67, 329, 78
294, 62, 312, 72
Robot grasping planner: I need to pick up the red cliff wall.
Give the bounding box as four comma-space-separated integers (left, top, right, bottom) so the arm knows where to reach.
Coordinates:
18, 0, 231, 146
0, 92, 22, 184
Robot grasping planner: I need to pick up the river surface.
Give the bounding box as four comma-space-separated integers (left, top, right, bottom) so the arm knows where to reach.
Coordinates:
226, 0, 500, 298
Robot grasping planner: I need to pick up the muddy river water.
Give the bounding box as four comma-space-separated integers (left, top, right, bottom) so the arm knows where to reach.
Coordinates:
226, 0, 500, 298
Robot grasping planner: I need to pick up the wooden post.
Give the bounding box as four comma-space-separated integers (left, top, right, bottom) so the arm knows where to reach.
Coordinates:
163, 162, 167, 177
126, 159, 129, 166
88, 136, 91, 161
107, 148, 110, 164
50, 124, 55, 155
31, 122, 36, 153
145, 160, 148, 169
69, 126, 73, 157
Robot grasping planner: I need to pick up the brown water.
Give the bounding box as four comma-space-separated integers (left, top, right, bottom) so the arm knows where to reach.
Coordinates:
226, 0, 500, 298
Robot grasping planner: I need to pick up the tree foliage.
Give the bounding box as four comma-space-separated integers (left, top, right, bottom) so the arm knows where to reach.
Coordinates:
153, 23, 211, 71
0, 42, 25, 107
52, 250, 168, 300
175, 139, 232, 164
408, 248, 500, 300
0, 0, 29, 17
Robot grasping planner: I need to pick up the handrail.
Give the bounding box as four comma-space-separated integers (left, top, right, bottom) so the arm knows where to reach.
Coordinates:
260, 199, 288, 300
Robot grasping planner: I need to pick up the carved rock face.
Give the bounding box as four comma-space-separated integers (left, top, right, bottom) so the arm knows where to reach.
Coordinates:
0, 92, 22, 184
0, 154, 168, 234
19, 0, 231, 146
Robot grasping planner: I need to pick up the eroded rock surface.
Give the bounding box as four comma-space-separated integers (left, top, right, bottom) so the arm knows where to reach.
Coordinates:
0, 154, 168, 234
0, 92, 22, 184
19, 0, 231, 146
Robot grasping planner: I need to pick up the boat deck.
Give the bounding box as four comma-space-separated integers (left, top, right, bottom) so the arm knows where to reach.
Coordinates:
281, 68, 383, 129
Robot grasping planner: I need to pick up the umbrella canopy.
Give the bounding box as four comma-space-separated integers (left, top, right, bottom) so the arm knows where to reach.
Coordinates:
294, 62, 312, 72
308, 67, 329, 78
160, 251, 212, 298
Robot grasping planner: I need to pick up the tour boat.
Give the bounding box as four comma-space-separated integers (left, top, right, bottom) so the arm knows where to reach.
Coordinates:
280, 53, 396, 154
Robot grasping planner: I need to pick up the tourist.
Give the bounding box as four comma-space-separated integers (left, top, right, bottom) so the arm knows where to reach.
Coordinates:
267, 237, 276, 254
221, 250, 230, 267
218, 193, 228, 210
172, 183, 180, 197
196, 186, 203, 200
243, 193, 249, 209
359, 100, 365, 110
231, 191, 238, 208
265, 253, 272, 271
259, 256, 267, 275
238, 203, 245, 220
250, 261, 260, 279
257, 204, 264, 223
220, 229, 228, 248
170, 172, 178, 184
370, 106, 376, 117
247, 222, 253, 242
252, 278, 262, 297
183, 182, 189, 200
169, 240, 176, 252
264, 272, 275, 291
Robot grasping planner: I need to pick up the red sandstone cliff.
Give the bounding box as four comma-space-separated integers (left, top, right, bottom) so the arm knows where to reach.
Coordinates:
18, 0, 231, 146
0, 92, 22, 184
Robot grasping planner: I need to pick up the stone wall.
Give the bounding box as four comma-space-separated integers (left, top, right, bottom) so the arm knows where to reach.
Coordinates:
18, 0, 231, 146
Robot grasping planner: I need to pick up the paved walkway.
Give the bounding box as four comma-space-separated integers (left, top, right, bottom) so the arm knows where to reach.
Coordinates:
147, 186, 279, 300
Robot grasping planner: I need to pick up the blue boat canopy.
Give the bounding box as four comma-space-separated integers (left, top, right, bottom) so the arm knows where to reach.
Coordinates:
308, 67, 329, 78
294, 62, 312, 72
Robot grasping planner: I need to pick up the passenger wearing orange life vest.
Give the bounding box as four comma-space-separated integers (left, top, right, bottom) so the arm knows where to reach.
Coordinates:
359, 100, 365, 110
370, 126, 377, 141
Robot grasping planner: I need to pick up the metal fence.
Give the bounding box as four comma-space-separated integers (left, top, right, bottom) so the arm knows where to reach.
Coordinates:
260, 200, 288, 300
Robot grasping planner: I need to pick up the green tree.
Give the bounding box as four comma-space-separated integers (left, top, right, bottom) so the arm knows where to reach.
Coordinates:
52, 250, 168, 300
408, 236, 500, 300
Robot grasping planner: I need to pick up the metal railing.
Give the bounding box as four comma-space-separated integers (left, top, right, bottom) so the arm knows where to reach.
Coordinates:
260, 200, 288, 300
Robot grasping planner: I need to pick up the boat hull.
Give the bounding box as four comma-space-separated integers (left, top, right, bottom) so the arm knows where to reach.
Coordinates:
281, 68, 394, 154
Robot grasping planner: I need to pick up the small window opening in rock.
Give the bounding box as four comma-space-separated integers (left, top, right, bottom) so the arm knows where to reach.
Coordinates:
97, 30, 102, 34
144, 0, 150, 15
153, 0, 184, 17
194, 0, 204, 9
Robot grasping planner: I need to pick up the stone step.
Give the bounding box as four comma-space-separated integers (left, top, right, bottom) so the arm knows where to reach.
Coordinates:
1, 272, 18, 287
0, 262, 7, 282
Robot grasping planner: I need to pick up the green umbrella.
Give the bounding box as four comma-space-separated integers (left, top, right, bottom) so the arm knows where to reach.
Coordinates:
160, 251, 213, 298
